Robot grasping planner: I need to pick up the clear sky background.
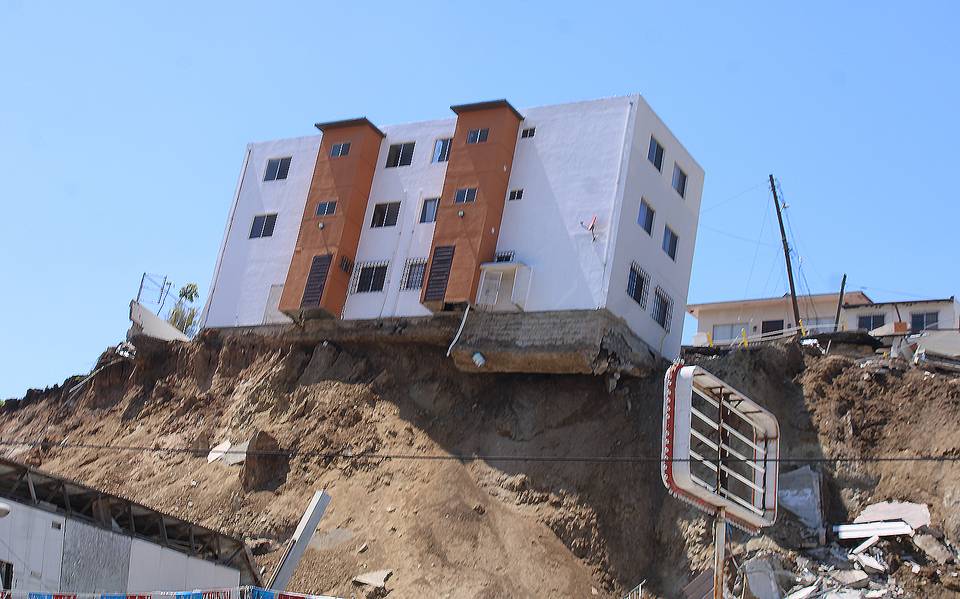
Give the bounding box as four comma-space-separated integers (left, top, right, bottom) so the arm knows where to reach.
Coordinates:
1, 2, 957, 398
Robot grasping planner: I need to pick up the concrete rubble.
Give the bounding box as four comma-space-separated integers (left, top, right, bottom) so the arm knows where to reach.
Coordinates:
728, 499, 960, 599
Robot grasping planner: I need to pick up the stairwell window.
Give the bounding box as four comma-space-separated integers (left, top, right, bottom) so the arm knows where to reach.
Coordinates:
316, 201, 337, 216
330, 142, 351, 158
432, 138, 452, 163
386, 142, 415, 167
508, 189, 523, 201
249, 213, 278, 238
400, 258, 428, 291
467, 128, 489, 144
638, 199, 655, 235
351, 261, 389, 293
626, 262, 650, 309
264, 157, 291, 181
521, 127, 536, 139
672, 164, 688, 198
420, 198, 439, 223
454, 188, 477, 204
371, 202, 401, 228
652, 286, 673, 331
662, 226, 679, 261
647, 137, 664, 172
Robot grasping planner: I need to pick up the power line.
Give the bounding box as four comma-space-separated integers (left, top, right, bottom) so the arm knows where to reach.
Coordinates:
4, 438, 960, 465
699, 224, 778, 247
700, 180, 767, 213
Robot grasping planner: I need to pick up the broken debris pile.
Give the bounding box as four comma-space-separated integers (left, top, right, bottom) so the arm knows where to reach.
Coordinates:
732, 497, 960, 598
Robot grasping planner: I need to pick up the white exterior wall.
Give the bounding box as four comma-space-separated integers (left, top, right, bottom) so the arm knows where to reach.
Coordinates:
203, 135, 320, 328
692, 297, 840, 341
342, 119, 453, 320
843, 300, 959, 332
126, 538, 239, 592
0, 500, 65, 591
604, 97, 704, 358
496, 97, 631, 311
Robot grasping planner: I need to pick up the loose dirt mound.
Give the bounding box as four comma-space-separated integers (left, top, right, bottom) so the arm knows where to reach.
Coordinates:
3, 333, 960, 597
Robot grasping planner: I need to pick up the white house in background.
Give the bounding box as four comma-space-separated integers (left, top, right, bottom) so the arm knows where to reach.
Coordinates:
687, 292, 958, 346
202, 95, 705, 358
0, 457, 257, 592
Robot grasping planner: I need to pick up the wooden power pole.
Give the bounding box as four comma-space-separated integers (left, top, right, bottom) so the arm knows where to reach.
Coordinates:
834, 273, 847, 332
770, 174, 802, 332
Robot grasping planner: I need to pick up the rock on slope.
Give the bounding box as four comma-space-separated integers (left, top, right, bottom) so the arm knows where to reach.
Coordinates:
3, 331, 960, 597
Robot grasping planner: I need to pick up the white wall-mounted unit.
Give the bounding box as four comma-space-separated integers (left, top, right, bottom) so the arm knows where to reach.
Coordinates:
476, 262, 531, 312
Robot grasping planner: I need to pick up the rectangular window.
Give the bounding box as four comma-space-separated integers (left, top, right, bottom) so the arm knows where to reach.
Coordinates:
467, 128, 489, 144
662, 226, 678, 260
647, 137, 664, 171
249, 213, 278, 238
386, 142, 415, 168
651, 286, 673, 331
264, 157, 291, 181
495, 250, 515, 263
316, 201, 337, 216
454, 188, 477, 204
638, 199, 655, 235
508, 189, 523, 201
339, 255, 353, 274
761, 320, 784, 334
400, 258, 427, 291
352, 261, 389, 293
626, 262, 650, 309
432, 138, 452, 163
330, 142, 351, 158
420, 198, 439, 223
371, 202, 401, 227
911, 311, 939, 333
521, 127, 536, 139
672, 164, 688, 198
857, 314, 885, 331
712, 323, 750, 342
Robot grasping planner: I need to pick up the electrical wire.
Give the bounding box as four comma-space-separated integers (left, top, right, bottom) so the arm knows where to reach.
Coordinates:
699, 224, 778, 247
4, 438, 960, 465
700, 180, 767, 213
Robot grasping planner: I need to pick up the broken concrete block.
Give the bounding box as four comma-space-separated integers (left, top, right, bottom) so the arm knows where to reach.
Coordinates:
828, 569, 869, 589
207, 440, 231, 463
854, 501, 930, 530
853, 552, 886, 573
352, 569, 393, 588
913, 533, 954, 564
224, 440, 249, 466
778, 466, 823, 531
784, 585, 817, 599
743, 555, 784, 599
240, 431, 288, 491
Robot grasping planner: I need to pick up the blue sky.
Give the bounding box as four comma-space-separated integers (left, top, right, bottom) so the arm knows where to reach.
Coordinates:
1, 2, 957, 397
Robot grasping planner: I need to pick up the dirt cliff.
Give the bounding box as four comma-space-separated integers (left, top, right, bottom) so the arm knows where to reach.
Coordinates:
3, 330, 960, 597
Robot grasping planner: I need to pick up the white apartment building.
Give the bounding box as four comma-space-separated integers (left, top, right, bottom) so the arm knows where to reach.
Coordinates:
202, 95, 704, 358
688, 292, 958, 346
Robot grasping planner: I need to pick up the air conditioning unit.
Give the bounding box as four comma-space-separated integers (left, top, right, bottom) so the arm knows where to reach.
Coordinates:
476, 262, 531, 312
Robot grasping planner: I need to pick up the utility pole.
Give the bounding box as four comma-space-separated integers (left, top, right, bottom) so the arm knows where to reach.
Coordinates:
834, 273, 847, 332
770, 174, 802, 333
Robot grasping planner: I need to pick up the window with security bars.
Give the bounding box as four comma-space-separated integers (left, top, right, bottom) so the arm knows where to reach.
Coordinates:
249, 213, 277, 238
351, 261, 389, 293
467, 128, 489, 144
316, 201, 337, 216
330, 142, 350, 158
508, 189, 523, 201
626, 262, 650, 309
454, 188, 477, 204
371, 202, 401, 227
400, 258, 427, 291
264, 157, 291, 181
495, 251, 514, 263
652, 286, 673, 331
521, 127, 535, 139
386, 142, 415, 167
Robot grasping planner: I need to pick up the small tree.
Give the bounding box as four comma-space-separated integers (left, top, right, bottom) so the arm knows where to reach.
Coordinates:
167, 283, 200, 337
